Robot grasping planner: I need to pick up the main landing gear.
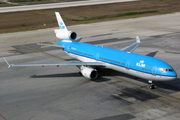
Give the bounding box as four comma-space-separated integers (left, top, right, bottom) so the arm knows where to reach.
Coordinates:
148, 80, 155, 89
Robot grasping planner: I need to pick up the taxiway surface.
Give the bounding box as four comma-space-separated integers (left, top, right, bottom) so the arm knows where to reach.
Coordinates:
0, 13, 180, 120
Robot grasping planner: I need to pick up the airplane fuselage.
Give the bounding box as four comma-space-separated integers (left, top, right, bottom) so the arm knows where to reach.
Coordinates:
60, 41, 177, 81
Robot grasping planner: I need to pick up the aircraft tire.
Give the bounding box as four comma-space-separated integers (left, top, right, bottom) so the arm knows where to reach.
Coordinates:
149, 84, 155, 89
79, 71, 82, 76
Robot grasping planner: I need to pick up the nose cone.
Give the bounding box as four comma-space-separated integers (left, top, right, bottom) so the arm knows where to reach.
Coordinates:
168, 71, 177, 80
173, 71, 177, 78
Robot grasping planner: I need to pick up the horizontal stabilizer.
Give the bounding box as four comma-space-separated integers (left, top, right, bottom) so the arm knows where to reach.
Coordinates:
73, 37, 82, 42
37, 43, 64, 48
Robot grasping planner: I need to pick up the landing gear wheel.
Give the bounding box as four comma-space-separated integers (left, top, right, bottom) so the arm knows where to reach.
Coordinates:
149, 84, 155, 89
79, 71, 82, 76
148, 80, 155, 89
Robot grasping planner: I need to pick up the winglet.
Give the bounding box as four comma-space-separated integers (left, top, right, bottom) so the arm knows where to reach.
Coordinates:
136, 36, 140, 43
55, 12, 68, 31
3, 57, 11, 68
121, 36, 141, 53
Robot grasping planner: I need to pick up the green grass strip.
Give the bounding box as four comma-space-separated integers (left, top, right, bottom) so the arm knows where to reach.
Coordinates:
72, 10, 158, 22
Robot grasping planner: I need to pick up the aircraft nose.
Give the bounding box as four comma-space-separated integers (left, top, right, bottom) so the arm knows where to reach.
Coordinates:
174, 71, 177, 78
165, 70, 177, 81
170, 71, 177, 80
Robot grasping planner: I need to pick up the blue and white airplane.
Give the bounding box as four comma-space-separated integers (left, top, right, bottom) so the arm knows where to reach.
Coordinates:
4, 12, 177, 89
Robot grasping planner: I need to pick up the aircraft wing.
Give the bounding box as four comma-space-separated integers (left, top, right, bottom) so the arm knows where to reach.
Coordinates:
121, 36, 141, 53
37, 43, 64, 48
4, 58, 105, 68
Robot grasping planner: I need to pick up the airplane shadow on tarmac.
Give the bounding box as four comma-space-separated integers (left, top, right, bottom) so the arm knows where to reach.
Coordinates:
31, 72, 111, 82
146, 51, 158, 57
102, 68, 180, 92
31, 72, 81, 78
30, 67, 180, 92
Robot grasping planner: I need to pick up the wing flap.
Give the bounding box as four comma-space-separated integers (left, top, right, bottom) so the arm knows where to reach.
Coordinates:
3, 58, 105, 68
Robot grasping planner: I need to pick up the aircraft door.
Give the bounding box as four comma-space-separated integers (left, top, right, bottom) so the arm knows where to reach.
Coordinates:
152, 66, 157, 76
96, 53, 99, 61
126, 61, 130, 70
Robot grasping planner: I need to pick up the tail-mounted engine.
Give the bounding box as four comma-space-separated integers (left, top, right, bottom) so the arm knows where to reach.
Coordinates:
54, 29, 77, 40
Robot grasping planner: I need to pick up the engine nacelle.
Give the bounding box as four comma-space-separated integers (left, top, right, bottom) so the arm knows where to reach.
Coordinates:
54, 29, 77, 40
80, 66, 98, 80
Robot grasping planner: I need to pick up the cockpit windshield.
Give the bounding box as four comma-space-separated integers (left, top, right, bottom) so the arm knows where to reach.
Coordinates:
161, 68, 174, 72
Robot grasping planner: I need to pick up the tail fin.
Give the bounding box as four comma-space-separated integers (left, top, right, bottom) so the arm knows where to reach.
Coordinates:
55, 12, 68, 31
54, 12, 82, 42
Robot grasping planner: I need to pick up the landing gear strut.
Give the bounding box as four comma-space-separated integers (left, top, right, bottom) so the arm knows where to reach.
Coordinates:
148, 80, 155, 89
95, 68, 100, 74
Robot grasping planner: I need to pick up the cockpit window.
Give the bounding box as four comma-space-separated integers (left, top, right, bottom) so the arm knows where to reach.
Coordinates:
168, 69, 174, 71
161, 68, 174, 72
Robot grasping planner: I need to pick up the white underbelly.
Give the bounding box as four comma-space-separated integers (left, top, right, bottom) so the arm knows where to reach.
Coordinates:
66, 53, 174, 81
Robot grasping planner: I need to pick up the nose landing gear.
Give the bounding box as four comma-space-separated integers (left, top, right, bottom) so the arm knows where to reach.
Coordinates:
148, 80, 155, 89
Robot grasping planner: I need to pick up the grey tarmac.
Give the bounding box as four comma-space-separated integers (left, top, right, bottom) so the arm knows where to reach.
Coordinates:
0, 12, 180, 120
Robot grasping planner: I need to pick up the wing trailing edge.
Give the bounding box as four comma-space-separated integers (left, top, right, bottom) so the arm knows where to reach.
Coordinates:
3, 58, 105, 68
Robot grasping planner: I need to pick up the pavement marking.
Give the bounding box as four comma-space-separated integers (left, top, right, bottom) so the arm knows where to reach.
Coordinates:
0, 114, 6, 120
42, 42, 51, 52
3, 39, 66, 61
36, 41, 42, 51
3, 39, 180, 101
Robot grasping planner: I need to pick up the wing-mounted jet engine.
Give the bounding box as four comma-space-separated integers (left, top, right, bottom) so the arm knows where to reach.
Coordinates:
54, 12, 82, 42
80, 66, 98, 80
